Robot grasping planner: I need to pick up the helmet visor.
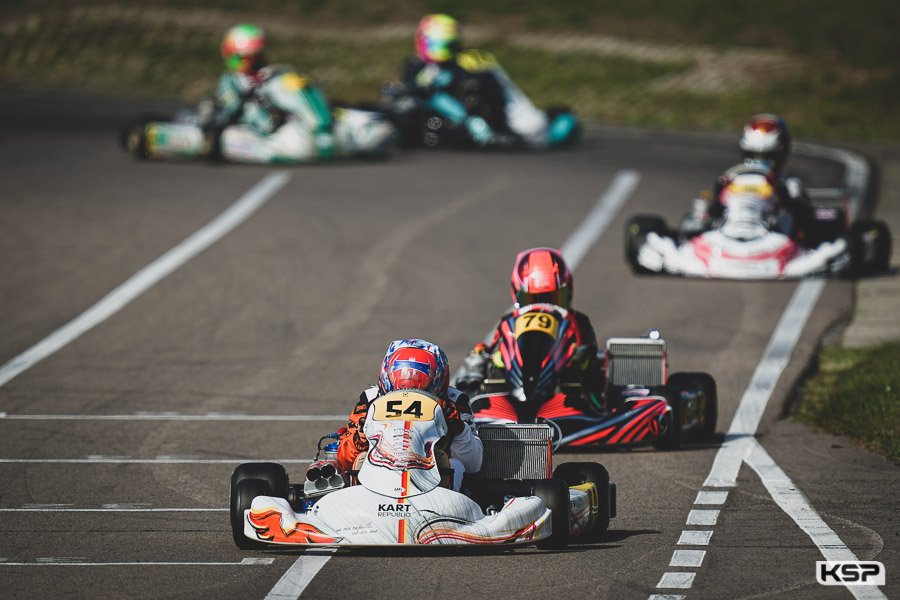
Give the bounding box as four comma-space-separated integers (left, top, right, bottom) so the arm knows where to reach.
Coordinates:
515, 286, 571, 309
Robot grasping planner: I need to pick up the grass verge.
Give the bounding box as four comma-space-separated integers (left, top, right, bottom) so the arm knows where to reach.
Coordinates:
794, 341, 900, 462
1, 3, 899, 142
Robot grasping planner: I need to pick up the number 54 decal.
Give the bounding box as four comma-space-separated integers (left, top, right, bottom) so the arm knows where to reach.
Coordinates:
372, 391, 439, 421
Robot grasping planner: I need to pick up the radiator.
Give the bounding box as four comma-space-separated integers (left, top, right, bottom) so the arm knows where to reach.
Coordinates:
477, 423, 552, 479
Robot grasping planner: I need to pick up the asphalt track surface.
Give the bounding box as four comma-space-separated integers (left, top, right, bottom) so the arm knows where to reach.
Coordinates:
0, 93, 896, 600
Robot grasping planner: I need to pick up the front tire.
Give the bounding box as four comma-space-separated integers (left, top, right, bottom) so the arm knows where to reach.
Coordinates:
625, 215, 668, 274
530, 477, 571, 549
230, 478, 269, 550
231, 462, 289, 499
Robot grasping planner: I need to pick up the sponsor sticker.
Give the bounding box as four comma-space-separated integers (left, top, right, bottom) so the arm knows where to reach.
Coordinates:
816, 561, 885, 586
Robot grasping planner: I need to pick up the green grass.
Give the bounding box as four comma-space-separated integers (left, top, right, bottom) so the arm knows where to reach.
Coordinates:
1, 2, 899, 142
794, 342, 900, 462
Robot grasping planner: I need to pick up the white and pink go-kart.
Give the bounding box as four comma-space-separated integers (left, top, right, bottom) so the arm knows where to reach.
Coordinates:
625, 183, 890, 280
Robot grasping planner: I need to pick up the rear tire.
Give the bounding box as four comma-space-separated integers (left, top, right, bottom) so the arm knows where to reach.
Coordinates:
850, 220, 892, 274
667, 372, 718, 441
625, 215, 668, 274
553, 462, 612, 534
230, 478, 269, 550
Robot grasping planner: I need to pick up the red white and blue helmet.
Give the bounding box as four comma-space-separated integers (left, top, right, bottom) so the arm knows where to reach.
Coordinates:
739, 113, 791, 176
415, 14, 460, 63
510, 248, 573, 309
379, 339, 450, 397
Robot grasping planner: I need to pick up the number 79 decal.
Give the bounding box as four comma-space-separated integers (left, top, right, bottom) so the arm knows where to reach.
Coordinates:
514, 312, 560, 338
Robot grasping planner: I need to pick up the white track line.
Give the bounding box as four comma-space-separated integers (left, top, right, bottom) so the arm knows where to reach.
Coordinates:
272, 170, 642, 600
0, 558, 273, 567
0, 457, 312, 464
561, 169, 641, 269
0, 413, 345, 421
703, 278, 826, 488
745, 441, 887, 600
0, 507, 225, 512
265, 550, 336, 600
655, 144, 882, 599
0, 172, 291, 388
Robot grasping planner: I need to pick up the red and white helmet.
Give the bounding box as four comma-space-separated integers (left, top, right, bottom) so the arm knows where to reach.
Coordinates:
510, 248, 573, 309
739, 114, 791, 176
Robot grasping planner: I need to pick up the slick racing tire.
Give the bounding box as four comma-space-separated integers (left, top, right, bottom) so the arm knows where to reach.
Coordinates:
231, 462, 290, 499
119, 113, 169, 159
529, 477, 571, 550
554, 462, 613, 535
667, 372, 718, 441
230, 478, 269, 550
850, 219, 892, 275
624, 215, 668, 275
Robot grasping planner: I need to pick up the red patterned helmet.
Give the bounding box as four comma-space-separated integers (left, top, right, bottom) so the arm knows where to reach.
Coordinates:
739, 114, 791, 176
510, 248, 573, 309
379, 339, 449, 397
221, 24, 267, 74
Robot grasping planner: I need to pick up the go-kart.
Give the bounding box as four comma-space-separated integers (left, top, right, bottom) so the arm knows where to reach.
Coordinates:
120, 66, 395, 164
230, 389, 616, 549
368, 78, 580, 150
457, 304, 717, 449
624, 179, 891, 280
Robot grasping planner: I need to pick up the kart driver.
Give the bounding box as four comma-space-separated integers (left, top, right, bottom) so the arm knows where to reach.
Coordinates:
457, 248, 608, 414
692, 114, 813, 240
337, 339, 483, 492
128, 24, 391, 163
387, 14, 577, 149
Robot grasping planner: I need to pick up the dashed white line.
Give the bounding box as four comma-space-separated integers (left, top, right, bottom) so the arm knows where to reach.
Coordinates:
685, 510, 719, 526
0, 171, 291, 389
656, 572, 696, 589
694, 491, 728, 505
670, 550, 706, 568
677, 531, 713, 546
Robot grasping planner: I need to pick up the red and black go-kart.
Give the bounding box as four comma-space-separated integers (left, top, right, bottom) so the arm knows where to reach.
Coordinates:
457, 303, 717, 449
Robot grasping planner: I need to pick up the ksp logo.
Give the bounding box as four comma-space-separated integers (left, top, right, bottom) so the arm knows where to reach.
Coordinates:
816, 561, 885, 586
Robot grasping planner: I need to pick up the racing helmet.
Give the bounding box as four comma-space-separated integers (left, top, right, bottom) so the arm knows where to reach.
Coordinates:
510, 248, 573, 309
739, 113, 792, 176
221, 24, 267, 74
379, 339, 450, 397
415, 14, 460, 63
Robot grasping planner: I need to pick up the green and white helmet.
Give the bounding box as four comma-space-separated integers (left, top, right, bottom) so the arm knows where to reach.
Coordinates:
221, 24, 267, 74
